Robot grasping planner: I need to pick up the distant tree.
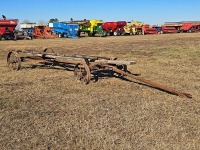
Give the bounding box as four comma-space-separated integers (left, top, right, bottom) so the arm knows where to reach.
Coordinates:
38, 20, 47, 25
49, 18, 59, 23
22, 19, 30, 23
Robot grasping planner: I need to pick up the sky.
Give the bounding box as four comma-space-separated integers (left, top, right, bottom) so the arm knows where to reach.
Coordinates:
1, 0, 200, 25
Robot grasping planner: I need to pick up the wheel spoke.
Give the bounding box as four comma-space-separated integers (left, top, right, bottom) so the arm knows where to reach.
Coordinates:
74, 63, 91, 84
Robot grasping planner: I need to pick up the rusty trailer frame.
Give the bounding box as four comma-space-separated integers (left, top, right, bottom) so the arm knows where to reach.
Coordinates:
6, 48, 192, 99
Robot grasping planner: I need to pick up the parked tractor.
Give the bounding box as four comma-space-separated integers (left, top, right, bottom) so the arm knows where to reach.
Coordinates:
49, 22, 79, 38
0, 15, 18, 40
102, 21, 127, 36
71, 19, 105, 37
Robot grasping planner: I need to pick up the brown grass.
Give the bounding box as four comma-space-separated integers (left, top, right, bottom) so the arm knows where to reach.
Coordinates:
0, 33, 200, 149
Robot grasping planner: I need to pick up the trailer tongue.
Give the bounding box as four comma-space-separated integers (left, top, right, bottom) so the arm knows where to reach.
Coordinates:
6, 49, 192, 99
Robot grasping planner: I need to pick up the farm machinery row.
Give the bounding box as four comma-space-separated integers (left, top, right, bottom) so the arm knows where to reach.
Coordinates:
153, 22, 200, 34
6, 48, 192, 99
1, 15, 200, 41
0, 15, 56, 40
35, 19, 160, 38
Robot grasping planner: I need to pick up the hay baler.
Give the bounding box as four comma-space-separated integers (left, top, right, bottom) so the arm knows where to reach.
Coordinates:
102, 21, 127, 36
0, 15, 18, 40
49, 22, 79, 38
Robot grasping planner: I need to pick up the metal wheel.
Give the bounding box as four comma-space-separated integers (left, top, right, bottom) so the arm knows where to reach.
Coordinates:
58, 33, 62, 38
14, 33, 18, 41
7, 51, 21, 70
103, 31, 107, 36
113, 30, 119, 36
74, 63, 91, 84
116, 64, 127, 77
121, 30, 126, 36
43, 48, 55, 54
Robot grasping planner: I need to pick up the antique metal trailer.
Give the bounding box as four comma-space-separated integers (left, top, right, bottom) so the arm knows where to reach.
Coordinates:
6, 49, 192, 98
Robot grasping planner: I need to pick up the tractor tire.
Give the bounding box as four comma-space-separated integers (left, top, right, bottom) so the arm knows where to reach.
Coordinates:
88, 32, 95, 36
14, 33, 18, 41
77, 31, 81, 37
29, 35, 33, 40
58, 33, 62, 38
0, 34, 2, 40
102, 31, 107, 36
109, 32, 114, 36
113, 31, 119, 36
93, 32, 96, 36
121, 30, 126, 36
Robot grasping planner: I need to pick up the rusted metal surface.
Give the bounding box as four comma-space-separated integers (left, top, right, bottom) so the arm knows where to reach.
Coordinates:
7, 50, 21, 70
6, 48, 192, 99
111, 67, 192, 99
74, 63, 91, 84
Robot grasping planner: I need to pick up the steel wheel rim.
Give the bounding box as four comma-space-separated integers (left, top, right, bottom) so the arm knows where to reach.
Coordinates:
7, 51, 21, 70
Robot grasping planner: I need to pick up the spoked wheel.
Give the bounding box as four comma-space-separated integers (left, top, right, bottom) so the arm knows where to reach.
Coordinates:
7, 51, 21, 70
43, 48, 55, 54
116, 64, 127, 77
74, 63, 91, 84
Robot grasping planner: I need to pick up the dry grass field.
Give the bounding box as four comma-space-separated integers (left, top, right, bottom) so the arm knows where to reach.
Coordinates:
0, 33, 200, 149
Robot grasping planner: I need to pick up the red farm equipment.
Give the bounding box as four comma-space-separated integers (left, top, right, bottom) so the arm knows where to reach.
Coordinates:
154, 22, 185, 34
163, 22, 183, 32
0, 15, 18, 40
153, 25, 179, 34
142, 24, 158, 35
160, 26, 178, 34
102, 21, 127, 36
32, 25, 56, 39
180, 22, 200, 33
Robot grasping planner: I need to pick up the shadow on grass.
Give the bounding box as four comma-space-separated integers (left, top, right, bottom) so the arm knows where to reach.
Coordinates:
18, 62, 183, 97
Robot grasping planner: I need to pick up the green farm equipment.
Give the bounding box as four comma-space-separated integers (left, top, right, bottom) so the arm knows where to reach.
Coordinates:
71, 19, 106, 37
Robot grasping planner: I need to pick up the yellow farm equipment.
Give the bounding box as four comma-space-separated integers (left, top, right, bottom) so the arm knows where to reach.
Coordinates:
124, 21, 157, 35
124, 21, 144, 35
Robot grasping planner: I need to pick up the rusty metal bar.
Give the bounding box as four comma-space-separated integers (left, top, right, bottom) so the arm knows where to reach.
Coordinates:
111, 66, 192, 99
